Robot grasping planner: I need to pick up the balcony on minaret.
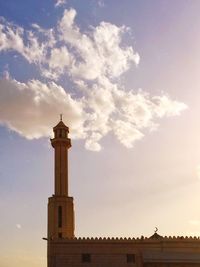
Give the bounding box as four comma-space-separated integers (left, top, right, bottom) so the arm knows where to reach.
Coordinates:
51, 120, 71, 149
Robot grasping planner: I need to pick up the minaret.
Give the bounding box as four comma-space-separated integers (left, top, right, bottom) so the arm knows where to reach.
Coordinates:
48, 116, 74, 239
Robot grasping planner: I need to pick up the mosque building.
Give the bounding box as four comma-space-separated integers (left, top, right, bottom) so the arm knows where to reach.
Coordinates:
47, 118, 200, 267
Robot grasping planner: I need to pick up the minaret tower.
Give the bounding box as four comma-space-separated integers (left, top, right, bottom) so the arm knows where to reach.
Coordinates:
48, 115, 74, 239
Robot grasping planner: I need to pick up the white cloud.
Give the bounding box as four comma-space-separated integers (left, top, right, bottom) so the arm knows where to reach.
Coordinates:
44, 46, 74, 79
0, 9, 187, 151
55, 0, 67, 7
112, 120, 144, 148
85, 132, 102, 152
16, 224, 22, 229
0, 9, 139, 81
57, 9, 139, 80
0, 20, 24, 52
0, 78, 86, 139
98, 0, 105, 8
153, 95, 187, 117
83, 84, 187, 149
0, 18, 54, 64
0, 75, 186, 150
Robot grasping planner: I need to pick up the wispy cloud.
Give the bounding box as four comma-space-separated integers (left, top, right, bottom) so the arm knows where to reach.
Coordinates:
0, 8, 187, 151
16, 224, 22, 229
98, 0, 105, 8
0, 18, 55, 64
55, 0, 67, 8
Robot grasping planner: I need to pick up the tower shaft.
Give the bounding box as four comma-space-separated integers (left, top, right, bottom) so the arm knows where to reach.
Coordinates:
53, 140, 69, 196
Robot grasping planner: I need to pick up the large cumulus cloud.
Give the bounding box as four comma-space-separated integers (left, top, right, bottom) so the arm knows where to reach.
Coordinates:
0, 8, 187, 151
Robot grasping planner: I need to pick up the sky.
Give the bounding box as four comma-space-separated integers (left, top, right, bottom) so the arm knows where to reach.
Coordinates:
1, 0, 200, 266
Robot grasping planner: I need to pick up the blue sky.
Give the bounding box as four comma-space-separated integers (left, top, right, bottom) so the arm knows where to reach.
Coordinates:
1, 1, 200, 267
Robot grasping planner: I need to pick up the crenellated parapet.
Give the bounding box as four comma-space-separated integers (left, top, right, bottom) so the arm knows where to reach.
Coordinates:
50, 235, 200, 242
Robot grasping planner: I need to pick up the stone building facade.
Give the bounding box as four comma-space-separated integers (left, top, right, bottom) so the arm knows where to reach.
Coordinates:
47, 119, 200, 267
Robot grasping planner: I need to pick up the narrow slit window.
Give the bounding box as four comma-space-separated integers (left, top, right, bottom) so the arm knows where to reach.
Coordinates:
82, 254, 91, 263
58, 206, 62, 228
126, 254, 135, 263
62, 129, 66, 138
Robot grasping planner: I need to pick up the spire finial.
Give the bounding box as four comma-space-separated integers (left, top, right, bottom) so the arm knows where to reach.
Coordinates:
154, 227, 158, 234
60, 114, 63, 121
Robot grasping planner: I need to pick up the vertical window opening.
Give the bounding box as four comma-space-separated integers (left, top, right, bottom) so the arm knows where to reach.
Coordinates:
127, 254, 135, 263
58, 206, 62, 228
62, 129, 66, 138
82, 254, 91, 263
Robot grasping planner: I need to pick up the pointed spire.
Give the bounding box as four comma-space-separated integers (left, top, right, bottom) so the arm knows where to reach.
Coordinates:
60, 114, 63, 121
